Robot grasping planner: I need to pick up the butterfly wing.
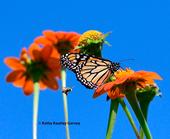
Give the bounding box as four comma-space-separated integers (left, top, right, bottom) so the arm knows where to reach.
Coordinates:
61, 53, 120, 89
75, 56, 114, 89
61, 53, 88, 72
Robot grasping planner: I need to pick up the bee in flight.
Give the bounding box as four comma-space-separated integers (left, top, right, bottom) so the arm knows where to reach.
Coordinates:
62, 87, 73, 95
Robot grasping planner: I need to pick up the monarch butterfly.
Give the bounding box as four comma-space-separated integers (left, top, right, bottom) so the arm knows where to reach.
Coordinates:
61, 53, 120, 89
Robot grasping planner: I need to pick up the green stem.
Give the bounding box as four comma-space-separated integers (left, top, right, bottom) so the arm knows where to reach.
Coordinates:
139, 101, 149, 139
118, 98, 140, 139
106, 99, 119, 139
140, 126, 144, 139
61, 68, 70, 139
140, 102, 149, 120
33, 82, 39, 139
126, 93, 152, 139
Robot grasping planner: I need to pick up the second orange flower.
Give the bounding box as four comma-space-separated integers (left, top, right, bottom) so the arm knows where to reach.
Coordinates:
93, 68, 162, 99
5, 43, 61, 95
34, 30, 80, 55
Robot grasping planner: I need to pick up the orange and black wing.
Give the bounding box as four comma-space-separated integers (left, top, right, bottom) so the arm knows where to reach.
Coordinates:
61, 53, 88, 72
61, 53, 120, 89
75, 56, 114, 89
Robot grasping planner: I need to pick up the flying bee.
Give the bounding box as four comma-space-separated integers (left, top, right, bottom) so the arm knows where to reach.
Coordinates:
62, 87, 73, 95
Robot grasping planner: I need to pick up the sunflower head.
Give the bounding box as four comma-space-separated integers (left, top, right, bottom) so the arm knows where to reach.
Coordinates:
77, 30, 105, 57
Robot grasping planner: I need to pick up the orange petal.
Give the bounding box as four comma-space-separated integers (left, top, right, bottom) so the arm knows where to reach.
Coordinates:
41, 76, 59, 90
128, 73, 140, 81
113, 75, 130, 85
51, 48, 60, 58
41, 46, 53, 62
103, 82, 116, 91
64, 33, 76, 40
70, 40, 80, 48
20, 48, 28, 61
47, 57, 61, 70
108, 87, 125, 99
43, 30, 58, 43
6, 70, 25, 82
136, 71, 162, 80
39, 80, 47, 90
69, 35, 80, 42
23, 79, 34, 96
28, 43, 41, 61
145, 71, 162, 80
34, 36, 53, 46
4, 57, 25, 70
55, 32, 66, 40
143, 79, 154, 85
93, 85, 106, 98
48, 69, 61, 79
13, 75, 26, 87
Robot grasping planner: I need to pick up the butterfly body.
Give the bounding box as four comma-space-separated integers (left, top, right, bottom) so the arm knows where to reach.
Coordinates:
61, 53, 120, 89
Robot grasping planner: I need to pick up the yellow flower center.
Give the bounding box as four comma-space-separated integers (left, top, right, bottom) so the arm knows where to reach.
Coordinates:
114, 68, 134, 78
78, 30, 104, 47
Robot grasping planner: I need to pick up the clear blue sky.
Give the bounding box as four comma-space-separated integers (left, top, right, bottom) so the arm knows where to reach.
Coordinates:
0, 0, 169, 139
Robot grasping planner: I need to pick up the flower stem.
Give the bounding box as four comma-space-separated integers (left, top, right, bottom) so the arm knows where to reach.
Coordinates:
33, 82, 39, 139
126, 93, 152, 139
118, 98, 140, 139
61, 68, 70, 139
139, 101, 150, 139
139, 125, 144, 139
106, 99, 119, 139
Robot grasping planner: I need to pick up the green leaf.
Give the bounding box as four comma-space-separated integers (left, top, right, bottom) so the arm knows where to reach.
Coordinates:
104, 41, 112, 46
104, 31, 112, 39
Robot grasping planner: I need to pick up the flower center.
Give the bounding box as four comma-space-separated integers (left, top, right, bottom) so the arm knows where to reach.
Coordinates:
55, 40, 72, 54
78, 30, 104, 47
25, 61, 48, 81
114, 68, 134, 79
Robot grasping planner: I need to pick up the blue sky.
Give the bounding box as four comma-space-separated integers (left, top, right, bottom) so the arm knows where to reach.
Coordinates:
0, 0, 169, 139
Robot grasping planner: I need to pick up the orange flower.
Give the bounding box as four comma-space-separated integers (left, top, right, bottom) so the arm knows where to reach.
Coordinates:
4, 43, 61, 96
93, 69, 162, 99
34, 30, 80, 55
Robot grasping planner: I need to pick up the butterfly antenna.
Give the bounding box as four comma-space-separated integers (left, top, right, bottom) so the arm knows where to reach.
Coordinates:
120, 65, 124, 70
117, 58, 135, 70
118, 58, 135, 63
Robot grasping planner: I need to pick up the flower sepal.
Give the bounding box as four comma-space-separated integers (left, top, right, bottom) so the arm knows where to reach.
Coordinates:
77, 30, 107, 57
136, 84, 161, 105
136, 85, 161, 138
104, 40, 111, 46
126, 91, 152, 139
